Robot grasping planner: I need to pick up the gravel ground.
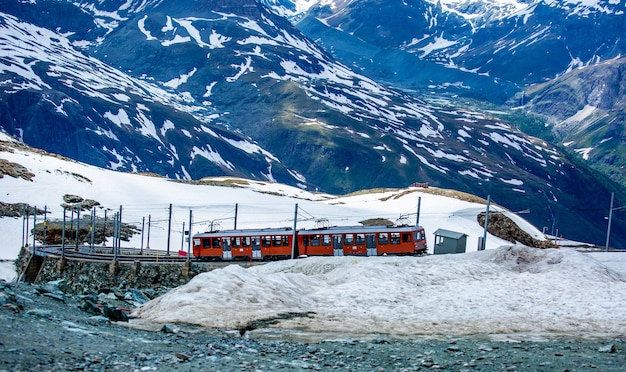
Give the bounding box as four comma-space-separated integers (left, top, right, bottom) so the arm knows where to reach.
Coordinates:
1, 281, 625, 371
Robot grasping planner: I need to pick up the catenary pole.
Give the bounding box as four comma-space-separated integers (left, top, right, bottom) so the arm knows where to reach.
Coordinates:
21, 205, 26, 248
605, 192, 614, 252
234, 203, 238, 230
141, 216, 145, 253
291, 203, 298, 259
187, 209, 192, 262
167, 204, 172, 255
147, 214, 152, 249
25, 206, 30, 249
61, 207, 66, 258
181, 221, 185, 252
103, 209, 108, 246
43, 206, 47, 246
90, 207, 95, 251
416, 196, 421, 226
482, 195, 491, 251
32, 206, 37, 252
75, 209, 80, 251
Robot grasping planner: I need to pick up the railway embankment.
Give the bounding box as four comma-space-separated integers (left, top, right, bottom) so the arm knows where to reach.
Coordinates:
15, 247, 208, 295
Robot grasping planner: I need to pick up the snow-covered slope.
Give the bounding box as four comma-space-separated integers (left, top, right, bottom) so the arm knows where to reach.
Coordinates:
136, 244, 626, 339
0, 131, 540, 269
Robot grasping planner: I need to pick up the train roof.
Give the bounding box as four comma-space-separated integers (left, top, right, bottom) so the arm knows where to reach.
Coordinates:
298, 225, 424, 234
195, 227, 294, 237
194, 225, 424, 237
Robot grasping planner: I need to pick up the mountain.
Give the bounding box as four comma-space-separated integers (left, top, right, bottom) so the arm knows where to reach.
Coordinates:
271, 0, 626, 187
1, 0, 625, 247
522, 57, 626, 186
282, 0, 626, 95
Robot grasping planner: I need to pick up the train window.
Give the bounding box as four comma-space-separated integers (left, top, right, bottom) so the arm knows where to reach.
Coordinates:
356, 234, 365, 244
211, 237, 221, 248
310, 235, 320, 246
232, 237, 241, 248
378, 233, 389, 245
243, 237, 251, 247
390, 233, 400, 244
262, 236, 272, 247
202, 238, 211, 248
415, 231, 424, 241
273, 236, 282, 246
402, 233, 412, 242
344, 234, 354, 244
322, 235, 331, 246
282, 236, 290, 246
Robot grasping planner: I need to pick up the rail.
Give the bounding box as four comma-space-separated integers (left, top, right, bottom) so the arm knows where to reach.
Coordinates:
34, 245, 190, 263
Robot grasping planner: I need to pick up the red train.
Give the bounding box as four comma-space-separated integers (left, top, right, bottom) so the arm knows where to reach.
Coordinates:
192, 225, 427, 260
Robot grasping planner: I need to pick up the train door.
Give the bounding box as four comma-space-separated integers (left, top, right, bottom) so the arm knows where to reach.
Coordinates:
252, 236, 262, 259
366, 234, 377, 256
333, 235, 343, 256
222, 238, 232, 260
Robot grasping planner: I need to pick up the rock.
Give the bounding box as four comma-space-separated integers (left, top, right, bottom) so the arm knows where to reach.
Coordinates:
26, 308, 53, 318
372, 338, 389, 344
79, 300, 102, 316
101, 305, 128, 322
598, 344, 616, 353
175, 352, 191, 361
161, 324, 178, 334
124, 289, 151, 305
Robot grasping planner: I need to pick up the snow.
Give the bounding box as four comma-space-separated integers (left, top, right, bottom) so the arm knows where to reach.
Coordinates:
3, 132, 626, 339
135, 245, 626, 340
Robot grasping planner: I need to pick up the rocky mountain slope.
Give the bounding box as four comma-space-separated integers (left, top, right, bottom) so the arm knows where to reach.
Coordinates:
0, 0, 625, 246
271, 0, 626, 189
523, 57, 626, 187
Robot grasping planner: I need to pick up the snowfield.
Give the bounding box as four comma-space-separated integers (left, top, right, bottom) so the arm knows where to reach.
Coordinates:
133, 246, 626, 340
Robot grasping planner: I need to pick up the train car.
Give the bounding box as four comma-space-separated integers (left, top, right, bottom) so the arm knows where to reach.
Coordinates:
192, 227, 294, 261
193, 225, 427, 260
297, 225, 427, 257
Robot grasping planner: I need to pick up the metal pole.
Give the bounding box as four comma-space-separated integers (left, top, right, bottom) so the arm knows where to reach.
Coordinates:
482, 195, 491, 251
113, 212, 118, 261
103, 209, 108, 246
181, 221, 185, 252
187, 209, 192, 262
43, 206, 48, 246
21, 205, 26, 248
234, 203, 238, 230
141, 216, 145, 253
416, 197, 421, 226
32, 206, 37, 253
75, 209, 80, 250
90, 207, 95, 251
118, 205, 123, 249
25, 206, 30, 248
167, 203, 172, 255
291, 203, 298, 259
61, 207, 66, 258
147, 214, 152, 249
605, 192, 614, 252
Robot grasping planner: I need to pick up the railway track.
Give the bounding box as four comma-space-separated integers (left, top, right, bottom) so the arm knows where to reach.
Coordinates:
33, 245, 265, 267
36, 245, 193, 263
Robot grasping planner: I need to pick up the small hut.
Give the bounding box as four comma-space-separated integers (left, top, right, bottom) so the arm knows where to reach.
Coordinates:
433, 229, 467, 255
